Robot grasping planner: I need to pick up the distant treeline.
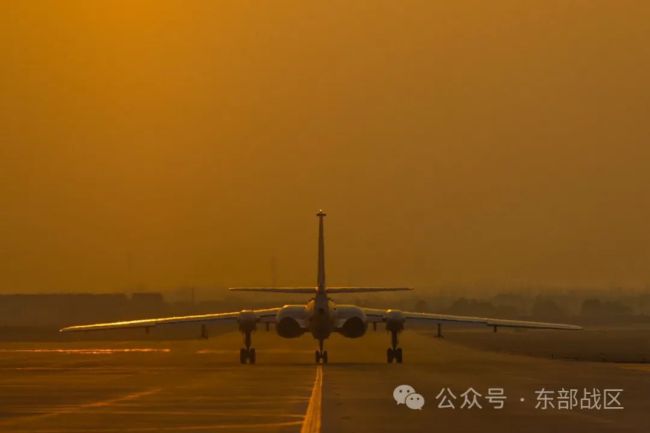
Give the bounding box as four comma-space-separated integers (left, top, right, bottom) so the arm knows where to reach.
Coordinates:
412, 292, 650, 325
0, 293, 168, 327
0, 290, 648, 332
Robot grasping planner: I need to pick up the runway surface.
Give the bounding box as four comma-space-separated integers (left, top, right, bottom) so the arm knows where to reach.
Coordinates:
0, 329, 647, 433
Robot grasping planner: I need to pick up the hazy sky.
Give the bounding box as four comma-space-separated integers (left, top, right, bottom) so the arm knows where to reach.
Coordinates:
1, 1, 649, 293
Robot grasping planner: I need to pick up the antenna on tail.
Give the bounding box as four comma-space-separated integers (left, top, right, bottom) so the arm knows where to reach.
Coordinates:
316, 210, 326, 294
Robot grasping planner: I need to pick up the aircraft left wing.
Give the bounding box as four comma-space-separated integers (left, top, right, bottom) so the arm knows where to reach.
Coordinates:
59, 308, 280, 333
229, 287, 316, 294
363, 309, 582, 330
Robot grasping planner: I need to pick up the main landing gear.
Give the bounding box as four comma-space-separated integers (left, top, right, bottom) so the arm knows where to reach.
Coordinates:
386, 329, 403, 363
315, 339, 328, 364
240, 330, 256, 364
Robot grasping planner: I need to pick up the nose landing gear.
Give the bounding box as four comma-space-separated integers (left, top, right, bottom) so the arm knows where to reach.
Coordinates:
315, 350, 328, 364
315, 339, 328, 364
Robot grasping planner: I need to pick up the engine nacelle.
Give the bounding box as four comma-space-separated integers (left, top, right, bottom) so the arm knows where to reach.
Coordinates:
238, 310, 257, 332
384, 309, 405, 332
335, 305, 368, 338
275, 305, 307, 338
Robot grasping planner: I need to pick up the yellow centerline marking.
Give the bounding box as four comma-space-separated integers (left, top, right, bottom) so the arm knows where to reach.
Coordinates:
301, 366, 323, 433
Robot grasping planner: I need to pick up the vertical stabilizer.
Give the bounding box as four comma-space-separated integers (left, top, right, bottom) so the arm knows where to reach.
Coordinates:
316, 210, 326, 293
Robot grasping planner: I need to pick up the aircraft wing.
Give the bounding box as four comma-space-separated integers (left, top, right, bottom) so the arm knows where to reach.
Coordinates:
363, 309, 582, 330
59, 308, 280, 333
229, 287, 316, 294
229, 287, 412, 294
326, 287, 412, 294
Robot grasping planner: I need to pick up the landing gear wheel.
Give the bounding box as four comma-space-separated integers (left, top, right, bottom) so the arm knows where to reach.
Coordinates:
386, 328, 403, 364
240, 348, 255, 364
240, 330, 256, 364
315, 350, 328, 364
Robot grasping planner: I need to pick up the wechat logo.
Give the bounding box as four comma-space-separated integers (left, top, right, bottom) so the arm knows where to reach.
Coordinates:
393, 384, 425, 410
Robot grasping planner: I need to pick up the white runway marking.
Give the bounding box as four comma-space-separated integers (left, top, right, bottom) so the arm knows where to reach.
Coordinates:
301, 366, 323, 433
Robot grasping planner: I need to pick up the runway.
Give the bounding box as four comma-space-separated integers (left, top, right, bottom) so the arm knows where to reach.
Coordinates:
0, 329, 647, 433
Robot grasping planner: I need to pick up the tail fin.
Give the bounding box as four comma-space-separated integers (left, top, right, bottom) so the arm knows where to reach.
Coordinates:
317, 210, 326, 294
230, 212, 413, 297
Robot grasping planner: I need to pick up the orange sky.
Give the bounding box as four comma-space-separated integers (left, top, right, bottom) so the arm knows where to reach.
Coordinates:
1, 1, 649, 293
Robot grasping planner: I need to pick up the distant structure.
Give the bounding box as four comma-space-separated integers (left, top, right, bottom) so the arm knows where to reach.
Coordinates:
0, 293, 167, 327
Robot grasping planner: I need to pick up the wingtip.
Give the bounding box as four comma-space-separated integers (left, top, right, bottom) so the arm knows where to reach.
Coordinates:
557, 323, 582, 331
59, 325, 83, 333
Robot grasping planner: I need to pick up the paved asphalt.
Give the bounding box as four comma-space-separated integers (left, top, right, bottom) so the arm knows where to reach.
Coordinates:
0, 329, 647, 433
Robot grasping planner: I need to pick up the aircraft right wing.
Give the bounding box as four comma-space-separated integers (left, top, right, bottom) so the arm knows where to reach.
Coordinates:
59, 308, 280, 333
326, 287, 412, 294
363, 309, 582, 330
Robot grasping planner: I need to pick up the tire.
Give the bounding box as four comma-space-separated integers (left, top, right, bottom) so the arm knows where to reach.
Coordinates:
240, 348, 248, 364
395, 348, 403, 364
322, 351, 328, 364
386, 348, 394, 363
249, 348, 256, 364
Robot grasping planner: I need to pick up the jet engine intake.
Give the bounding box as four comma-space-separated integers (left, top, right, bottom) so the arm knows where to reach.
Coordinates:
335, 305, 368, 338
340, 316, 367, 338
238, 310, 257, 333
275, 305, 307, 338
384, 309, 405, 332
